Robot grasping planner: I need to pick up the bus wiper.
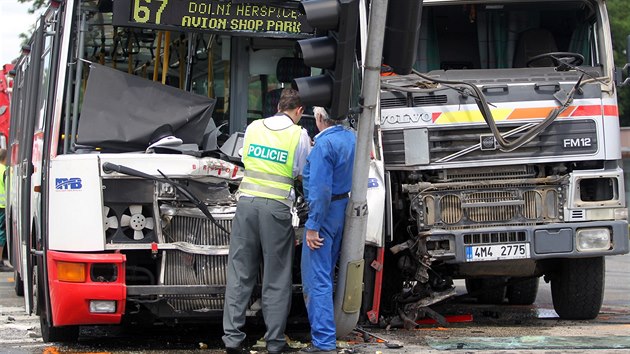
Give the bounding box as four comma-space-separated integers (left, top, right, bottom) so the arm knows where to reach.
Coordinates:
102, 162, 229, 235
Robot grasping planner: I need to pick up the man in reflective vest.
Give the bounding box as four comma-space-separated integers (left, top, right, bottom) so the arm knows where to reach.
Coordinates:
0, 148, 11, 272
300, 107, 356, 353
223, 88, 311, 354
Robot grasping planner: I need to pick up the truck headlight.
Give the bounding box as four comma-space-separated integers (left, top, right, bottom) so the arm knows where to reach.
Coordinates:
576, 228, 611, 252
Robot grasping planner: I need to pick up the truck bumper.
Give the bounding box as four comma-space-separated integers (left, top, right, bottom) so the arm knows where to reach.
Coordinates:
47, 250, 126, 326
426, 221, 629, 263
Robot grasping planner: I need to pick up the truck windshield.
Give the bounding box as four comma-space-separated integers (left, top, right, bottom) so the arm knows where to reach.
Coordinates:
417, 0, 600, 72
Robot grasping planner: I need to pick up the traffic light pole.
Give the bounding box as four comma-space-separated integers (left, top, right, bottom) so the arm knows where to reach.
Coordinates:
334, 0, 389, 337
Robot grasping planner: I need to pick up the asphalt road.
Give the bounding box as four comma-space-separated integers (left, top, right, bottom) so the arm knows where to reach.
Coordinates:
0, 253, 629, 353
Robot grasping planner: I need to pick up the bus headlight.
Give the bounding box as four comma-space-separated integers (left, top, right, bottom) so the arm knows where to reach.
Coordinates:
576, 228, 611, 252
158, 182, 175, 198
89, 300, 116, 313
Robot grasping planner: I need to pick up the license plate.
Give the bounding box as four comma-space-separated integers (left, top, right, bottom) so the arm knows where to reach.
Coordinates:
465, 243, 530, 262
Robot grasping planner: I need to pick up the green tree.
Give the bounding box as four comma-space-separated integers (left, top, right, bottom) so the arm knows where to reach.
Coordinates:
17, 0, 46, 13
607, 0, 630, 126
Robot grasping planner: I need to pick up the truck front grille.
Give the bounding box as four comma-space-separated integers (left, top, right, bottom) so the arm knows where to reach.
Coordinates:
463, 231, 527, 245
423, 186, 561, 229
464, 191, 521, 222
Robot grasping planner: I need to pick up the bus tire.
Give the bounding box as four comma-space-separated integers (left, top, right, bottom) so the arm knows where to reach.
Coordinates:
551, 257, 604, 320
40, 314, 79, 343
14, 270, 23, 296
507, 277, 539, 305
38, 263, 79, 342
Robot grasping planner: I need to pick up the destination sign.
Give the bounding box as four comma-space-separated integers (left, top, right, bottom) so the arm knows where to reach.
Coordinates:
112, 0, 313, 38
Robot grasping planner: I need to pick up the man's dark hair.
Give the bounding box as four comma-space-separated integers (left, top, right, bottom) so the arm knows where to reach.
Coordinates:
277, 88, 302, 112
0, 149, 6, 164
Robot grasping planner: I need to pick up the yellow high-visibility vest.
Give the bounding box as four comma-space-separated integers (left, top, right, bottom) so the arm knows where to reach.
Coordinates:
0, 164, 6, 208
240, 118, 302, 200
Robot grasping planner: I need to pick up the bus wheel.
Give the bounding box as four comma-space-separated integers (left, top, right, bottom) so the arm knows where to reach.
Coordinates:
40, 314, 79, 343
506, 277, 539, 305
14, 270, 23, 296
38, 264, 79, 342
551, 257, 604, 320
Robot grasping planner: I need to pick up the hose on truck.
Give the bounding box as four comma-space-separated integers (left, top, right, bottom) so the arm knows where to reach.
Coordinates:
381, 69, 585, 152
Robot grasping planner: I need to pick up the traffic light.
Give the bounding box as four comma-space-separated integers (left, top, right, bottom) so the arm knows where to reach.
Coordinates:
292, 0, 359, 120
383, 0, 423, 75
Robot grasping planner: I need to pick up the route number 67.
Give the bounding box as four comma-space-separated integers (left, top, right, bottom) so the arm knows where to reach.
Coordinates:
133, 0, 169, 24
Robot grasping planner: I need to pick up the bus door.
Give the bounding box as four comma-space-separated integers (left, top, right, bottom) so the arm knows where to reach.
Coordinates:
28, 8, 62, 315
19, 17, 45, 315
7, 57, 29, 276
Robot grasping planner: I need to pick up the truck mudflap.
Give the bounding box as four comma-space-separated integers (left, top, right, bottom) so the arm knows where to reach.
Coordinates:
47, 250, 126, 326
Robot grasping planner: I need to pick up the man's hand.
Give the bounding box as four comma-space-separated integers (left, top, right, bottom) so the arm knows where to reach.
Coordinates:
305, 229, 324, 250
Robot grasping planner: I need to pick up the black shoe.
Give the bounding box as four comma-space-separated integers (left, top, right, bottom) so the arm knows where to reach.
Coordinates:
299, 345, 336, 354
0, 264, 13, 272
226, 347, 246, 354
268, 344, 298, 354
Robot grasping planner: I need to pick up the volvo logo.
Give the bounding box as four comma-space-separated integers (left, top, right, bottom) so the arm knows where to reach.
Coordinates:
380, 112, 431, 125
480, 135, 497, 151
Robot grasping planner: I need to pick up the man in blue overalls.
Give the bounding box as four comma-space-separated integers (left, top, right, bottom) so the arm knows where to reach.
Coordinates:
300, 107, 356, 353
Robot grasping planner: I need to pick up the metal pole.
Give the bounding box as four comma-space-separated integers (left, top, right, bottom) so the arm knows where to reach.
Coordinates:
184, 33, 195, 91
153, 31, 163, 81
70, 10, 87, 152
162, 31, 171, 84
334, 0, 388, 337
63, 62, 74, 154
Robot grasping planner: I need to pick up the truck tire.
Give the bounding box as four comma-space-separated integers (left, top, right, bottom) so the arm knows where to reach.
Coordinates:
551, 257, 604, 320
466, 277, 507, 304
507, 277, 539, 305
465, 278, 482, 295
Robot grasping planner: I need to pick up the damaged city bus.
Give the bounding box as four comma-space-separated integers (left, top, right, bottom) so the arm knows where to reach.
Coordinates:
365, 0, 630, 330
7, 0, 347, 342
7, 0, 630, 344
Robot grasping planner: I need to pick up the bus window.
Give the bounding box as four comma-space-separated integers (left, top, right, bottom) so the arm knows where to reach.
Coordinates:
248, 47, 293, 124
36, 21, 55, 131
190, 35, 229, 127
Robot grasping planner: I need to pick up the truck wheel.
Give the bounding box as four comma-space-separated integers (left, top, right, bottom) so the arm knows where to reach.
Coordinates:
551, 257, 604, 320
465, 278, 482, 295
14, 270, 24, 296
466, 277, 507, 304
507, 277, 539, 305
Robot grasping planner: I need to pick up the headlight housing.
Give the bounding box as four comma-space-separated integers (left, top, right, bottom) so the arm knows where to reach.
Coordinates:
158, 182, 176, 198
576, 228, 611, 252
